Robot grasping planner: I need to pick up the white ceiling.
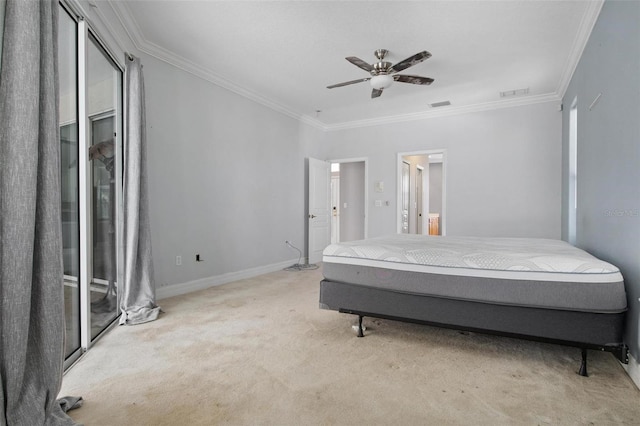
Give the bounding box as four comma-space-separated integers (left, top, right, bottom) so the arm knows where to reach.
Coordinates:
105, 0, 602, 130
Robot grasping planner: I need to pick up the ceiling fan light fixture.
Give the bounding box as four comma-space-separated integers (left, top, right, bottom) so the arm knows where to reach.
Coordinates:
327, 49, 432, 98
370, 74, 393, 90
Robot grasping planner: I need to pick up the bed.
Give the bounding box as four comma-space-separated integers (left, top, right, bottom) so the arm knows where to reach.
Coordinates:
319, 235, 628, 376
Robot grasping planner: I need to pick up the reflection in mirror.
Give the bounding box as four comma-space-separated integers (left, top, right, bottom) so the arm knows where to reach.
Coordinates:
399, 152, 445, 235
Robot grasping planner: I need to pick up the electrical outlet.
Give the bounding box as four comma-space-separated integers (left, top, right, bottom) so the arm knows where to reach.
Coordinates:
176, 255, 182, 266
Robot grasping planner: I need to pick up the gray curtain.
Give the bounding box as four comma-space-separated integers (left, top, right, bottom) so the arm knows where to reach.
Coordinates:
120, 54, 161, 325
0, 1, 78, 424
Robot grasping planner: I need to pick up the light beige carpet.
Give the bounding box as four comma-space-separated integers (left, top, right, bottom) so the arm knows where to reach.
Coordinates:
60, 267, 640, 425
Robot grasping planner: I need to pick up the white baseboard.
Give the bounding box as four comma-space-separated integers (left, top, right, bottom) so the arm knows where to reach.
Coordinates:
156, 258, 302, 300
622, 351, 640, 391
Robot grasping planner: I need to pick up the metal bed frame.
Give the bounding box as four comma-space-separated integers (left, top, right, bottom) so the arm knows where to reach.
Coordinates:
320, 279, 628, 376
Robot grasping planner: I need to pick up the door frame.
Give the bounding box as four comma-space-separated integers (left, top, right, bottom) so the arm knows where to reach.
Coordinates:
416, 165, 425, 234
329, 157, 369, 241
401, 160, 410, 233
397, 150, 447, 235
330, 174, 340, 244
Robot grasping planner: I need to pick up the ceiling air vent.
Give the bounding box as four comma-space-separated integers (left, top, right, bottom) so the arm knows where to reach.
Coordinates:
500, 88, 529, 98
430, 101, 451, 108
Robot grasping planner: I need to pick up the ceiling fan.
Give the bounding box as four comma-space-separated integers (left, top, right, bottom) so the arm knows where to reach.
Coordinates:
327, 49, 434, 98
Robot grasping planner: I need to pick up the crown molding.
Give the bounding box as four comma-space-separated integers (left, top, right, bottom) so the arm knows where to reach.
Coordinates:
299, 115, 328, 131
555, 0, 604, 98
315, 93, 561, 132
105, 1, 592, 133
105, 0, 145, 53
85, 1, 129, 56
107, 1, 305, 124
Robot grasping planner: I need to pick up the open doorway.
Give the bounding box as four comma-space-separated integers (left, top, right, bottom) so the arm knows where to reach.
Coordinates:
330, 158, 368, 243
397, 150, 446, 235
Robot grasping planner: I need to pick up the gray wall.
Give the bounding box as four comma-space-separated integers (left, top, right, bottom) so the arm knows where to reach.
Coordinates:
321, 101, 562, 239
48, 0, 559, 293
142, 53, 310, 287
339, 161, 365, 241
561, 0, 640, 360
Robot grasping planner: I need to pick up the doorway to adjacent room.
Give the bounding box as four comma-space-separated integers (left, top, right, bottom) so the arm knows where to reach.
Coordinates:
330, 159, 368, 244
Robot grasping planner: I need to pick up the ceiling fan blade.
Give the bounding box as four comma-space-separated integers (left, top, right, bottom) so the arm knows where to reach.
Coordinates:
327, 77, 371, 89
393, 74, 434, 85
391, 51, 432, 73
371, 88, 383, 98
346, 56, 374, 72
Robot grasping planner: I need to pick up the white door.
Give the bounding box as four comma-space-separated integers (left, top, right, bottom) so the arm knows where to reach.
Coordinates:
308, 158, 331, 264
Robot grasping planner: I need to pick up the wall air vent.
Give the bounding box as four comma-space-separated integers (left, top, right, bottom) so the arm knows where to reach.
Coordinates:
500, 88, 529, 98
430, 101, 451, 108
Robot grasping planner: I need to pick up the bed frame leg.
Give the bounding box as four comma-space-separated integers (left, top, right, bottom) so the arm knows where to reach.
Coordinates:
578, 348, 589, 377
357, 315, 364, 338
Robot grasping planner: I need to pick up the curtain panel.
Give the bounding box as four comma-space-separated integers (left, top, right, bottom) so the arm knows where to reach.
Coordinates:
120, 55, 161, 325
0, 0, 78, 424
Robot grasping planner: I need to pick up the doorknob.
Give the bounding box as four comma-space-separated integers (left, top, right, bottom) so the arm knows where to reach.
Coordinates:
309, 214, 316, 218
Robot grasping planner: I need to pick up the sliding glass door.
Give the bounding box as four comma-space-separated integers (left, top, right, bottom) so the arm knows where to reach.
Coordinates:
59, 1, 123, 367
87, 33, 122, 340
59, 3, 81, 362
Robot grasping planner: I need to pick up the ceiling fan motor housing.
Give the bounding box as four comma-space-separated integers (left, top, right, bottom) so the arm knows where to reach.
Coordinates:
371, 55, 394, 89
372, 61, 393, 75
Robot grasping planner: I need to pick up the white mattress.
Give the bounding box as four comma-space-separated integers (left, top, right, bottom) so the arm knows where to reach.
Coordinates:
323, 235, 622, 283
